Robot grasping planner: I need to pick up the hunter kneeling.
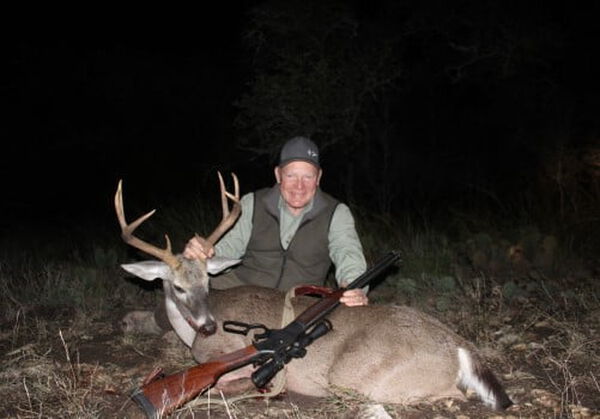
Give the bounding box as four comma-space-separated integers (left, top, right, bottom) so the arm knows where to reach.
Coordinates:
183, 136, 369, 307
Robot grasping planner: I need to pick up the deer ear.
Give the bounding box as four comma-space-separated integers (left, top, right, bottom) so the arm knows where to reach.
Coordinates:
121, 261, 171, 281
207, 256, 241, 275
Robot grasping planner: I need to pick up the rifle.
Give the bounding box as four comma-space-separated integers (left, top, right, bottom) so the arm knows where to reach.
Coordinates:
131, 250, 400, 418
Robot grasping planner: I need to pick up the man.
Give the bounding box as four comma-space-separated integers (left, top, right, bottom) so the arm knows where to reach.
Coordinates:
184, 137, 368, 307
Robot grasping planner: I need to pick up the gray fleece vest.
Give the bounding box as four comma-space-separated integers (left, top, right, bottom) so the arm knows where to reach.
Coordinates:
234, 186, 339, 291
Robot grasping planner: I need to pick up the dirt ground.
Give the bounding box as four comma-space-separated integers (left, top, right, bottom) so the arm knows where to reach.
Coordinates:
1, 289, 599, 418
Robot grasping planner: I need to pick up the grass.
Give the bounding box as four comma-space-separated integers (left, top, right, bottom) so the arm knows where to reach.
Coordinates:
1, 327, 107, 418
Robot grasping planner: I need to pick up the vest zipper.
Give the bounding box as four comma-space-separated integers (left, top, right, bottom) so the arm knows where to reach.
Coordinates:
275, 249, 287, 290
274, 217, 313, 290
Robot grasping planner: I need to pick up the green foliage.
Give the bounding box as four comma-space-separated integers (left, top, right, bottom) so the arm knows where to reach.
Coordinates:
356, 209, 462, 308
355, 202, 595, 314
502, 280, 529, 299
92, 246, 120, 269
435, 276, 457, 293
0, 236, 133, 323
402, 232, 454, 280
394, 277, 418, 297
435, 296, 454, 312
0, 260, 124, 322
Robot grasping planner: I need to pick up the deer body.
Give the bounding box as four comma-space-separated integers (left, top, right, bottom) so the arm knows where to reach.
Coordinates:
193, 286, 481, 404
115, 174, 512, 410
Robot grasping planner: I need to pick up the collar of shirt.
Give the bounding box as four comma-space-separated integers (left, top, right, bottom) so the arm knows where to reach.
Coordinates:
277, 195, 314, 249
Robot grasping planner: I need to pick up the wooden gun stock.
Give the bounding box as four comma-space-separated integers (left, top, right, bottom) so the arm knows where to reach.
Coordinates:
132, 346, 261, 418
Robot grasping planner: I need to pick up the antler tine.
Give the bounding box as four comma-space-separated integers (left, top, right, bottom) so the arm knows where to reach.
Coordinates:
206, 172, 241, 245
114, 180, 180, 270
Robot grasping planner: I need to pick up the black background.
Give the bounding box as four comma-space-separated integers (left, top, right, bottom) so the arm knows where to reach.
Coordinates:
5, 1, 600, 241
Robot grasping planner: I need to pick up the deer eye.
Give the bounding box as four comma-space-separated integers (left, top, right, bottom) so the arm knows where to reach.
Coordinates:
173, 285, 185, 293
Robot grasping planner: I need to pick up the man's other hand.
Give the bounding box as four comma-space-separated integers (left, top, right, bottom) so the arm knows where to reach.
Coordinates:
340, 288, 368, 307
183, 236, 215, 260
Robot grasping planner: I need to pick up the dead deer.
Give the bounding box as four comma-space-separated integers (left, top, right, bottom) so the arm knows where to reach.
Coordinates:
115, 174, 513, 410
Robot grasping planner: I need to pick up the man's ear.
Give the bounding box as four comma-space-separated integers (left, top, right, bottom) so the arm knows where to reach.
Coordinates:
274, 166, 282, 183
317, 168, 323, 185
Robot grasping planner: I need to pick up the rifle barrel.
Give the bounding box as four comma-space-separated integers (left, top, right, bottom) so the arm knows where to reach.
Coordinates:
347, 250, 401, 290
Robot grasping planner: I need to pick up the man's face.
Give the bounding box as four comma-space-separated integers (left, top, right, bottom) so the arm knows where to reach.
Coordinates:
275, 161, 322, 215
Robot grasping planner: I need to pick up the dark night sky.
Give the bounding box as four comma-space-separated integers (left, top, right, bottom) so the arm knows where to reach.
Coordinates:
4, 2, 600, 239
5, 7, 254, 233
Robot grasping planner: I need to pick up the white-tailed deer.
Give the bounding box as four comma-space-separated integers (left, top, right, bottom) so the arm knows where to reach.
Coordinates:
115, 174, 513, 410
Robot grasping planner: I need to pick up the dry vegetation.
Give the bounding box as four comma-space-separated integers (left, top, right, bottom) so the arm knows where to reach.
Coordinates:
1, 228, 599, 418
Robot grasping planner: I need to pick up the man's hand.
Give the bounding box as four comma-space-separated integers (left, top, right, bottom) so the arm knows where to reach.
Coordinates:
339, 288, 369, 307
183, 236, 215, 260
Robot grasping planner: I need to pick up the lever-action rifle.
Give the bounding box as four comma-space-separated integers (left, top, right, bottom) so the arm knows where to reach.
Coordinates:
131, 251, 400, 418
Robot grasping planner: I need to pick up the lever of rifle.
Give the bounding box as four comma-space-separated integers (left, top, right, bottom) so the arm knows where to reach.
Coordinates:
223, 320, 270, 338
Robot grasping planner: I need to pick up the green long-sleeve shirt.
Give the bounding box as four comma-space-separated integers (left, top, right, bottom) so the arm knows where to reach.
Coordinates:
215, 191, 367, 286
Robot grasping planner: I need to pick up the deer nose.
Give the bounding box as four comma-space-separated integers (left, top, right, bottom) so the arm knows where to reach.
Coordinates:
186, 316, 217, 336
199, 320, 217, 336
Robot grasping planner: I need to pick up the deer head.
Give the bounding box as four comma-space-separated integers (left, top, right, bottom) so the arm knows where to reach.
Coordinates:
115, 173, 241, 346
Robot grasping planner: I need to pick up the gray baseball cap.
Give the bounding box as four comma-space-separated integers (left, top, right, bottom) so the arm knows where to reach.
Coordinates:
279, 136, 320, 168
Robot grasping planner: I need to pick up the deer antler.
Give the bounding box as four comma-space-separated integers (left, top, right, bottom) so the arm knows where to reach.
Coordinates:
205, 172, 241, 245
114, 180, 181, 270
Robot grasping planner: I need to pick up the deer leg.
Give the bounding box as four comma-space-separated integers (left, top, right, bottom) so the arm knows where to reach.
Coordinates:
121, 310, 163, 335
153, 299, 173, 331
120, 299, 176, 336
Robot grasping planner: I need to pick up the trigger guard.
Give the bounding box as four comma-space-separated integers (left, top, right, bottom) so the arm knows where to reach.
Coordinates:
223, 320, 269, 338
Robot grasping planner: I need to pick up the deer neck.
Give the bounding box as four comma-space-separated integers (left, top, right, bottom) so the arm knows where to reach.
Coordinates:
165, 296, 196, 347
163, 259, 212, 347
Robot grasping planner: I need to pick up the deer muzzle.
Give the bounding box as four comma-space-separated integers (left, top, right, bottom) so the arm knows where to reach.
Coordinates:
187, 316, 217, 337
